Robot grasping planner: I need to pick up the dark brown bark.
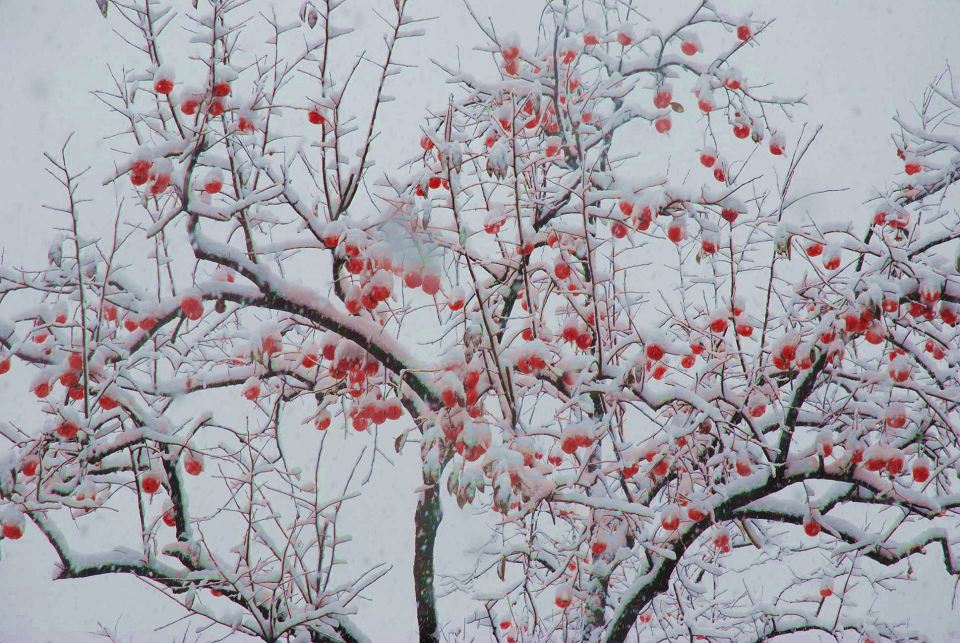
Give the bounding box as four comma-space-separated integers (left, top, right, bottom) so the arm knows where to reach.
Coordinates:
414, 479, 442, 643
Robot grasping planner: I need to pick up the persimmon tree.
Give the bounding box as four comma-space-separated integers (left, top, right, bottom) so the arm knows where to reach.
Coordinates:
2, 1, 959, 642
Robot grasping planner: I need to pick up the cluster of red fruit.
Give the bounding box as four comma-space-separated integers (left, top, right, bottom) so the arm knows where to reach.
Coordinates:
178, 80, 232, 117
614, 200, 656, 236
642, 342, 687, 380
151, 64, 252, 134
452, 421, 492, 462
923, 339, 947, 361
559, 317, 594, 351
856, 445, 930, 482
323, 334, 382, 399
559, 424, 594, 455
14, 308, 128, 404
142, 456, 205, 530
580, 19, 751, 134
635, 442, 673, 478
344, 272, 395, 314
872, 206, 910, 230
483, 210, 507, 235
57, 352, 86, 393
30, 362, 121, 411
500, 40, 522, 76
545, 227, 596, 290
698, 147, 727, 183
657, 501, 709, 532
349, 393, 405, 432
488, 37, 648, 138
438, 365, 484, 413
323, 224, 445, 312
786, 432, 934, 484
122, 312, 157, 332
835, 296, 952, 363
438, 412, 488, 463
236, 331, 388, 416
483, 96, 564, 154
127, 157, 172, 196
414, 174, 450, 198
513, 344, 550, 375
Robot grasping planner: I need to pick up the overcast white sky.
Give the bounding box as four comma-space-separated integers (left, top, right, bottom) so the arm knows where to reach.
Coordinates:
2, 1, 960, 641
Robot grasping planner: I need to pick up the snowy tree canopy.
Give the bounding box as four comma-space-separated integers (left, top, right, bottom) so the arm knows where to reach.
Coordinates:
1, 1, 960, 641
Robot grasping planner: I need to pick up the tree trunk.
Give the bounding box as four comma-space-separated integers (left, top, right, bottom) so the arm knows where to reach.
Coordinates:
413, 478, 442, 642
